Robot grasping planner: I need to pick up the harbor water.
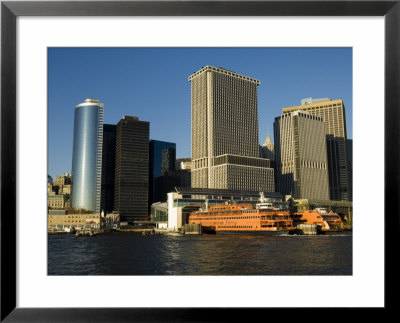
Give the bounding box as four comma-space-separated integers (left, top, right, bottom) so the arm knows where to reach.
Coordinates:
48, 231, 352, 275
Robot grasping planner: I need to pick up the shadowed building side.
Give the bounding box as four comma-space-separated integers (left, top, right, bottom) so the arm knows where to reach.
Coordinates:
114, 116, 149, 222
100, 124, 116, 214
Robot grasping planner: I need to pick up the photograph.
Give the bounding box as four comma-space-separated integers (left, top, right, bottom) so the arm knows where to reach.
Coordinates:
2, 0, 397, 319
47, 47, 353, 276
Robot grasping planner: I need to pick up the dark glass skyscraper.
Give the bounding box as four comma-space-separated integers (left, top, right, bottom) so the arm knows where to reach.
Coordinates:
149, 140, 176, 178
114, 116, 149, 222
100, 124, 116, 214
71, 99, 104, 213
149, 140, 177, 205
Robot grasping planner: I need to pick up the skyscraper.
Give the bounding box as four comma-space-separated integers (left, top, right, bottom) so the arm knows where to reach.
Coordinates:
71, 98, 104, 213
274, 111, 330, 200
189, 65, 274, 191
149, 140, 178, 206
100, 124, 116, 214
282, 98, 350, 201
114, 116, 149, 222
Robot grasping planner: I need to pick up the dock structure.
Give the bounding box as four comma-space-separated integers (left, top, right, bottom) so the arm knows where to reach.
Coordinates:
182, 223, 202, 235
296, 224, 319, 235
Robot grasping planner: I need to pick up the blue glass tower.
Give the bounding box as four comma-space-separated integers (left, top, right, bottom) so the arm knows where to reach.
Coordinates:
71, 99, 104, 213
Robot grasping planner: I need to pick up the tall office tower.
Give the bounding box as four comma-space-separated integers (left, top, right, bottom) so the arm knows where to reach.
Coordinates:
100, 124, 116, 214
274, 111, 330, 200
189, 65, 274, 191
71, 98, 104, 213
114, 116, 149, 222
282, 98, 350, 201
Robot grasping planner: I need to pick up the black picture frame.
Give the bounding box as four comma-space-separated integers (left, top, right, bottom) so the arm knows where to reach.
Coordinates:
1, 0, 398, 321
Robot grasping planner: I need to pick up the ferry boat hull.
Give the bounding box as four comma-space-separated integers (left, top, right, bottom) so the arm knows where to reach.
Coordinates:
215, 230, 289, 236
188, 198, 294, 235
292, 208, 344, 234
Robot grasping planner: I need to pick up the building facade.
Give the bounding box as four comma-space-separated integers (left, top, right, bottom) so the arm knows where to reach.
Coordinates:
189, 65, 274, 191
71, 99, 104, 213
114, 116, 149, 222
54, 173, 72, 187
100, 124, 116, 214
48, 194, 67, 209
48, 213, 101, 229
282, 98, 350, 201
274, 111, 330, 200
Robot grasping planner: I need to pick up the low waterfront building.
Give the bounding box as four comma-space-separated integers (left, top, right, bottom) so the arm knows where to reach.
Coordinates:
150, 202, 168, 228
48, 213, 102, 229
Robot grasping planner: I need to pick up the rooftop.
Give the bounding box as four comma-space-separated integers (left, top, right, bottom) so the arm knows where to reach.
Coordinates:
174, 187, 283, 198
188, 65, 260, 85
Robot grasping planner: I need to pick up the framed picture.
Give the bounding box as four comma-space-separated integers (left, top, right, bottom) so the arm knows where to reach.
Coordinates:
1, 0, 397, 321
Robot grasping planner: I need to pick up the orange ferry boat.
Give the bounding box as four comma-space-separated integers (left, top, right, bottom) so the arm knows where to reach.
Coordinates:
292, 208, 344, 233
188, 198, 294, 235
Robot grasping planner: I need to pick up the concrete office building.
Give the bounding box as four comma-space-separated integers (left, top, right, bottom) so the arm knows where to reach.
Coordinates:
114, 116, 149, 222
71, 99, 104, 213
282, 98, 350, 201
274, 110, 330, 200
189, 65, 274, 192
100, 124, 116, 214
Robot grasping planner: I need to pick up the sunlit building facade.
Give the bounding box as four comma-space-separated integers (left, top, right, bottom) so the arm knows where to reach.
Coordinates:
274, 110, 330, 200
282, 98, 350, 201
189, 65, 274, 192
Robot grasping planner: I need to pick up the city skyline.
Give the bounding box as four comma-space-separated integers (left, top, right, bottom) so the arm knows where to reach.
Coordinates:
48, 47, 352, 178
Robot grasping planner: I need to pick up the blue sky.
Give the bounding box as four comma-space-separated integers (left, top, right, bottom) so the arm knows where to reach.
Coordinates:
48, 47, 352, 179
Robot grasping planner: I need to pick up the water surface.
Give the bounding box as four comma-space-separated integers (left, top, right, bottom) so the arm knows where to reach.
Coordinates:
48, 232, 352, 275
